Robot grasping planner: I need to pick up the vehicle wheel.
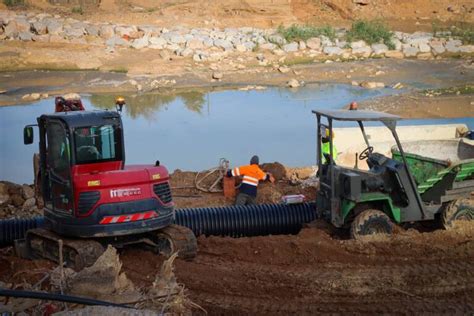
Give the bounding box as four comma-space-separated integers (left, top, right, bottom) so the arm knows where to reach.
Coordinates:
441, 199, 474, 230
350, 209, 393, 240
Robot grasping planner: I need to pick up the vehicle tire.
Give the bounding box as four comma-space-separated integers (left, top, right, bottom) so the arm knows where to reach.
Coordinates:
441, 199, 474, 230
350, 209, 393, 240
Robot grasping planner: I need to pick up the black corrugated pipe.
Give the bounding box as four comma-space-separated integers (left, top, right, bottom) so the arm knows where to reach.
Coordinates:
0, 202, 316, 246
0, 217, 44, 247
175, 202, 316, 237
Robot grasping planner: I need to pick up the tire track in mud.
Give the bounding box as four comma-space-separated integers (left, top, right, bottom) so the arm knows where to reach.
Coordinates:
172, 227, 474, 315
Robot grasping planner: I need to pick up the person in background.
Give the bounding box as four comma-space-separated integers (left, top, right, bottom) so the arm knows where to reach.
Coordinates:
321, 127, 338, 164
226, 155, 275, 205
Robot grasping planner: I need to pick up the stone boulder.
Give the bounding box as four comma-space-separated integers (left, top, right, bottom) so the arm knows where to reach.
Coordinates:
306, 37, 321, 50
99, 25, 115, 39
371, 43, 388, 55
283, 42, 298, 53
323, 46, 343, 56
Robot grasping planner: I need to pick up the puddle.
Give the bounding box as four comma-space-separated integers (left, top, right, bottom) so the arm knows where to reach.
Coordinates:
0, 83, 472, 183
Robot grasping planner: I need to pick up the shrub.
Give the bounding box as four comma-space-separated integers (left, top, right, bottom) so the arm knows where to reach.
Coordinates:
346, 20, 395, 49
277, 24, 336, 42
3, 0, 25, 6
71, 6, 84, 14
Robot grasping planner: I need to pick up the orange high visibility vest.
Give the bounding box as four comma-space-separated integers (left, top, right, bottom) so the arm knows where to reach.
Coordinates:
231, 164, 267, 187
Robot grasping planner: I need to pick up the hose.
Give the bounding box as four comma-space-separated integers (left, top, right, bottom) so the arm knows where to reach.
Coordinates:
175, 202, 316, 237
0, 202, 316, 246
0, 288, 129, 308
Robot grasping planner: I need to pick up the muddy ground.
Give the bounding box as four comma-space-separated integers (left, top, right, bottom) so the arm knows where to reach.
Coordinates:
0, 167, 473, 314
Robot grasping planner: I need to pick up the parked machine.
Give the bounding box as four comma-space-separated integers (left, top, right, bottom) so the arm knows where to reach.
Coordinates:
17, 96, 197, 269
313, 109, 474, 238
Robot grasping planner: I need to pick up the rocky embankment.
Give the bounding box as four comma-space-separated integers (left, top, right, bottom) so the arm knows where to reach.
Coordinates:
0, 181, 41, 219
1, 10, 473, 64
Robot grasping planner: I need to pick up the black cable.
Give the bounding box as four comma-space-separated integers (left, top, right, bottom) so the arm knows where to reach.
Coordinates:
0, 288, 131, 309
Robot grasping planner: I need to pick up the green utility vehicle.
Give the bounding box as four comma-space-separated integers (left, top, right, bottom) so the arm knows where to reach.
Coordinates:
313, 109, 474, 238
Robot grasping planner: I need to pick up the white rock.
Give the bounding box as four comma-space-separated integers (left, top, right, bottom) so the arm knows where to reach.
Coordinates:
99, 25, 115, 39
186, 38, 204, 50
430, 42, 446, 55
260, 43, 277, 50
306, 37, 321, 50
32, 21, 47, 35
350, 40, 367, 49
352, 46, 372, 57
131, 36, 149, 49
371, 43, 388, 55
298, 41, 306, 50
19, 32, 33, 41
278, 66, 290, 73
115, 26, 137, 37
85, 24, 99, 36
212, 72, 223, 80
272, 48, 285, 56
235, 44, 247, 52
283, 42, 298, 53
403, 46, 419, 57
459, 45, 474, 53
360, 81, 385, 89
323, 46, 343, 56
46, 20, 63, 35
268, 34, 286, 45
287, 79, 300, 88
418, 42, 431, 53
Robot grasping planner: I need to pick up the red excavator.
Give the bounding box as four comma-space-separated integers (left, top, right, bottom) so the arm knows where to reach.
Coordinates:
17, 95, 197, 269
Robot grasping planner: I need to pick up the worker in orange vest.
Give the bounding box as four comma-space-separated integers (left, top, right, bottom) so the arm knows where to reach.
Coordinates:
226, 155, 275, 205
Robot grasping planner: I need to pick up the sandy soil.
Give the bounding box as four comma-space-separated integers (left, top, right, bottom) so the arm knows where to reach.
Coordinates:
16, 0, 474, 30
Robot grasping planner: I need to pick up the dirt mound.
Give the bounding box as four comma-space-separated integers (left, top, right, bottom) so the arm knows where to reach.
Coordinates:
260, 162, 286, 181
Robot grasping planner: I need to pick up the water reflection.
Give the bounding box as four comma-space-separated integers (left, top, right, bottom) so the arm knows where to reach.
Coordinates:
2, 83, 471, 184
90, 91, 206, 119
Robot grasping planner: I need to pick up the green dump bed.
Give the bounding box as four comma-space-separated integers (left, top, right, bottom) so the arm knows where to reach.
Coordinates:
391, 139, 474, 194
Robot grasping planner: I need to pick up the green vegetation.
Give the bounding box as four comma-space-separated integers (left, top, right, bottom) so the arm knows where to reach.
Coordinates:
283, 56, 314, 66
433, 20, 474, 45
346, 20, 395, 49
3, 0, 25, 6
277, 24, 336, 42
71, 6, 84, 14
423, 85, 474, 96
110, 67, 128, 74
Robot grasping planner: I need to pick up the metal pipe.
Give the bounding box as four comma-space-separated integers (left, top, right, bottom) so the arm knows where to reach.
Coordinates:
0, 202, 316, 246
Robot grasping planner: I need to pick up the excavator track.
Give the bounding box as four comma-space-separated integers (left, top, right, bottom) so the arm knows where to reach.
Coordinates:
153, 224, 197, 260
20, 228, 105, 270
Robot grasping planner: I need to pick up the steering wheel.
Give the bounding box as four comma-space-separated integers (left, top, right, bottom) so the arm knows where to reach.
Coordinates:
359, 146, 374, 160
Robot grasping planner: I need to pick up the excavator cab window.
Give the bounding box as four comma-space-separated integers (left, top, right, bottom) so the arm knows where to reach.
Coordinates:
74, 124, 121, 164
45, 121, 73, 214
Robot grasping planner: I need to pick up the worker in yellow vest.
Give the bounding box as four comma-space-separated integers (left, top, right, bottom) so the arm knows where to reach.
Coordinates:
321, 128, 337, 164
226, 155, 275, 205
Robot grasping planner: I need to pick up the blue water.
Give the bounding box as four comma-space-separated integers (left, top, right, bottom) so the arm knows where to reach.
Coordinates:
0, 84, 472, 183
